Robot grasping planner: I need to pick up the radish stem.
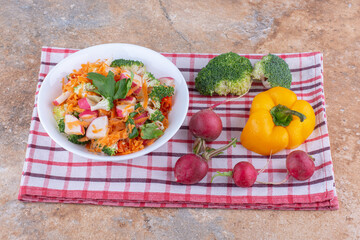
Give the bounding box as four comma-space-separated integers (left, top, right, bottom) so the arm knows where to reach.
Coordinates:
193, 138, 206, 155
202, 138, 237, 160
211, 171, 233, 183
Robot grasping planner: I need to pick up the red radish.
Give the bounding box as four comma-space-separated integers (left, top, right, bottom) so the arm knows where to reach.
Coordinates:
189, 109, 223, 142
286, 150, 315, 181
86, 116, 108, 139
79, 110, 98, 123
256, 151, 316, 185
174, 154, 209, 184
174, 138, 237, 185
53, 91, 71, 106
64, 114, 85, 135
211, 162, 258, 187
232, 162, 258, 187
188, 90, 250, 142
211, 154, 273, 187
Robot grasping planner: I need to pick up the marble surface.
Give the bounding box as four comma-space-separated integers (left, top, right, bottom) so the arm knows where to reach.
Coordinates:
1, 0, 359, 239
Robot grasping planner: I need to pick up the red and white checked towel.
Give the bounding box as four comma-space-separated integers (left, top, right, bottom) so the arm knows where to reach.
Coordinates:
18, 47, 339, 210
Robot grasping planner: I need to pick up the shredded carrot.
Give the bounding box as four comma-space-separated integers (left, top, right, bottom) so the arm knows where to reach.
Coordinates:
127, 123, 135, 134
123, 105, 133, 111
162, 117, 169, 129
72, 107, 85, 113
109, 118, 126, 132
98, 109, 111, 117
66, 93, 79, 107
66, 104, 74, 114
134, 116, 149, 125
142, 80, 148, 109
116, 136, 144, 155
111, 106, 116, 118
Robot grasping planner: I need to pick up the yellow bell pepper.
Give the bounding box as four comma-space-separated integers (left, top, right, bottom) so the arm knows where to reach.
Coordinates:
240, 87, 316, 155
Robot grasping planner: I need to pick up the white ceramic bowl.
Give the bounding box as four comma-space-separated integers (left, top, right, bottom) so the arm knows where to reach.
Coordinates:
38, 43, 189, 161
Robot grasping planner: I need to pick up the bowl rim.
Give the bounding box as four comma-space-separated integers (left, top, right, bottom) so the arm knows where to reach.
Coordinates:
37, 43, 189, 161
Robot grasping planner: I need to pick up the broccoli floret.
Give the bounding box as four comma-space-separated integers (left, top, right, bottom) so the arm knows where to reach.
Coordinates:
195, 52, 253, 96
143, 71, 155, 81
74, 83, 96, 96
149, 85, 174, 103
90, 97, 113, 111
110, 59, 146, 75
67, 134, 89, 145
148, 108, 165, 122
110, 59, 144, 68
58, 119, 65, 133
102, 144, 117, 156
252, 54, 292, 89
143, 72, 160, 87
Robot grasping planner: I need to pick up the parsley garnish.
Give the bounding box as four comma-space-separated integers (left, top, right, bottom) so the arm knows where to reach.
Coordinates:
126, 111, 139, 139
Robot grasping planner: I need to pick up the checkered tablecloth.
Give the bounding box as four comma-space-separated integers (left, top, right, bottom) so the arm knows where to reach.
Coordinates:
18, 47, 339, 210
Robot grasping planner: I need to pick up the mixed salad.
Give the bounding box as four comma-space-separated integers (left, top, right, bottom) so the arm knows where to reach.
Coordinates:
52, 58, 175, 156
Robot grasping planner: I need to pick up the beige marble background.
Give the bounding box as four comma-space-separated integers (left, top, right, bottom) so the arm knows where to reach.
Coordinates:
1, 0, 359, 239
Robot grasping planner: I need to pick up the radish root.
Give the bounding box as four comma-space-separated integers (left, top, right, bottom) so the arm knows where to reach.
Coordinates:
209, 89, 250, 110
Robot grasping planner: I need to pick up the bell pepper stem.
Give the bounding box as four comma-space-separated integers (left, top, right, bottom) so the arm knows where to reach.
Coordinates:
285, 109, 306, 122
270, 104, 306, 127
211, 171, 233, 183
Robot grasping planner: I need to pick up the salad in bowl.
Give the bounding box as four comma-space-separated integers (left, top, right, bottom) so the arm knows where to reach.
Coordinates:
37, 43, 189, 161
53, 58, 175, 156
